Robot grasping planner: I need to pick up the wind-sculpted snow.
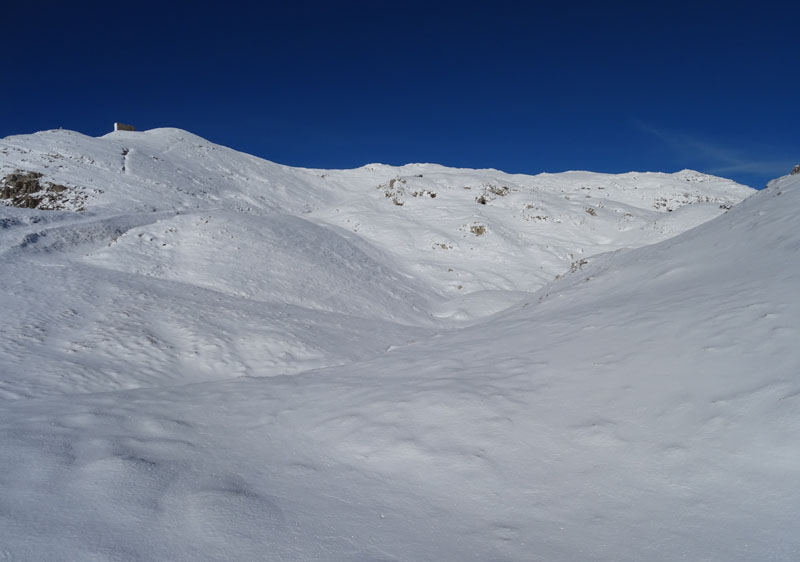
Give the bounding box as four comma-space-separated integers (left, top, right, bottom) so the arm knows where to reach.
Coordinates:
2, 128, 795, 562
84, 210, 435, 324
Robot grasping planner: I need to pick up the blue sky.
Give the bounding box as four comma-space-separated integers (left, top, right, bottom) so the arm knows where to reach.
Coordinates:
2, 1, 798, 188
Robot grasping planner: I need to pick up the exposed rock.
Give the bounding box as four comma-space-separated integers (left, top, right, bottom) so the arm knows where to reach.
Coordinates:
791, 164, 800, 175
475, 184, 510, 205
0, 170, 75, 210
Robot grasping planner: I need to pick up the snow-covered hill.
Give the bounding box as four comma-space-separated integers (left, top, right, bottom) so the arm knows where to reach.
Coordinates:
0, 128, 751, 397
3, 128, 796, 562
1, 128, 750, 299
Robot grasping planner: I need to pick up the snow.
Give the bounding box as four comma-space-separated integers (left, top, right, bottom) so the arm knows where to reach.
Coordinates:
1, 127, 797, 561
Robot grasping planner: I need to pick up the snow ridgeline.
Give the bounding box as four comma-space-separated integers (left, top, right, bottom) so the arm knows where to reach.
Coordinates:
1, 127, 751, 300
2, 128, 797, 562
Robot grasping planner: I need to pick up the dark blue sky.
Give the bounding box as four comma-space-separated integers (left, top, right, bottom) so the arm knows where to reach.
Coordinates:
3, 1, 798, 188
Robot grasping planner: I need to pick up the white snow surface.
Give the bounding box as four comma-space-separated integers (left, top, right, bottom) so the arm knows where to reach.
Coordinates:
1, 128, 797, 561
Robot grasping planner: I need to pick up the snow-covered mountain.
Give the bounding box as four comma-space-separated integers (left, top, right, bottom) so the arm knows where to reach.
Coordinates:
2, 128, 796, 562
1, 128, 750, 300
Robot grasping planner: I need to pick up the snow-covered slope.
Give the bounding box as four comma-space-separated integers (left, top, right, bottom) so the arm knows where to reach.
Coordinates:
1, 128, 751, 300
3, 128, 795, 562
0, 128, 751, 397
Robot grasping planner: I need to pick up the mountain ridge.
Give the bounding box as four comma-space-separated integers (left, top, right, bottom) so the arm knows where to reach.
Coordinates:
1, 127, 753, 299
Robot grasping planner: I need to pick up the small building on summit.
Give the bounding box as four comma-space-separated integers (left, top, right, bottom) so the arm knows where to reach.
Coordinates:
114, 122, 136, 132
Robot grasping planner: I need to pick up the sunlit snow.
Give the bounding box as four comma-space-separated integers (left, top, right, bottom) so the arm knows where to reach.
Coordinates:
1, 128, 796, 561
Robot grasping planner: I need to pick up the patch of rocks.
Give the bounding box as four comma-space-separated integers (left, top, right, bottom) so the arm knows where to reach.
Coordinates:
0, 170, 85, 210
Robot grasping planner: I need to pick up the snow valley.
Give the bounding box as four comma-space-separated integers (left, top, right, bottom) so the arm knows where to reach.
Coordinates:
0, 128, 797, 562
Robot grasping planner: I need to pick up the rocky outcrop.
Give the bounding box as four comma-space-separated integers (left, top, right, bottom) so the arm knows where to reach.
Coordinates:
791, 164, 800, 175
0, 170, 72, 209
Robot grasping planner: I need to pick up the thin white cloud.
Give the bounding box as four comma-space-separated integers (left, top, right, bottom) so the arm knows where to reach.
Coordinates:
633, 120, 797, 178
